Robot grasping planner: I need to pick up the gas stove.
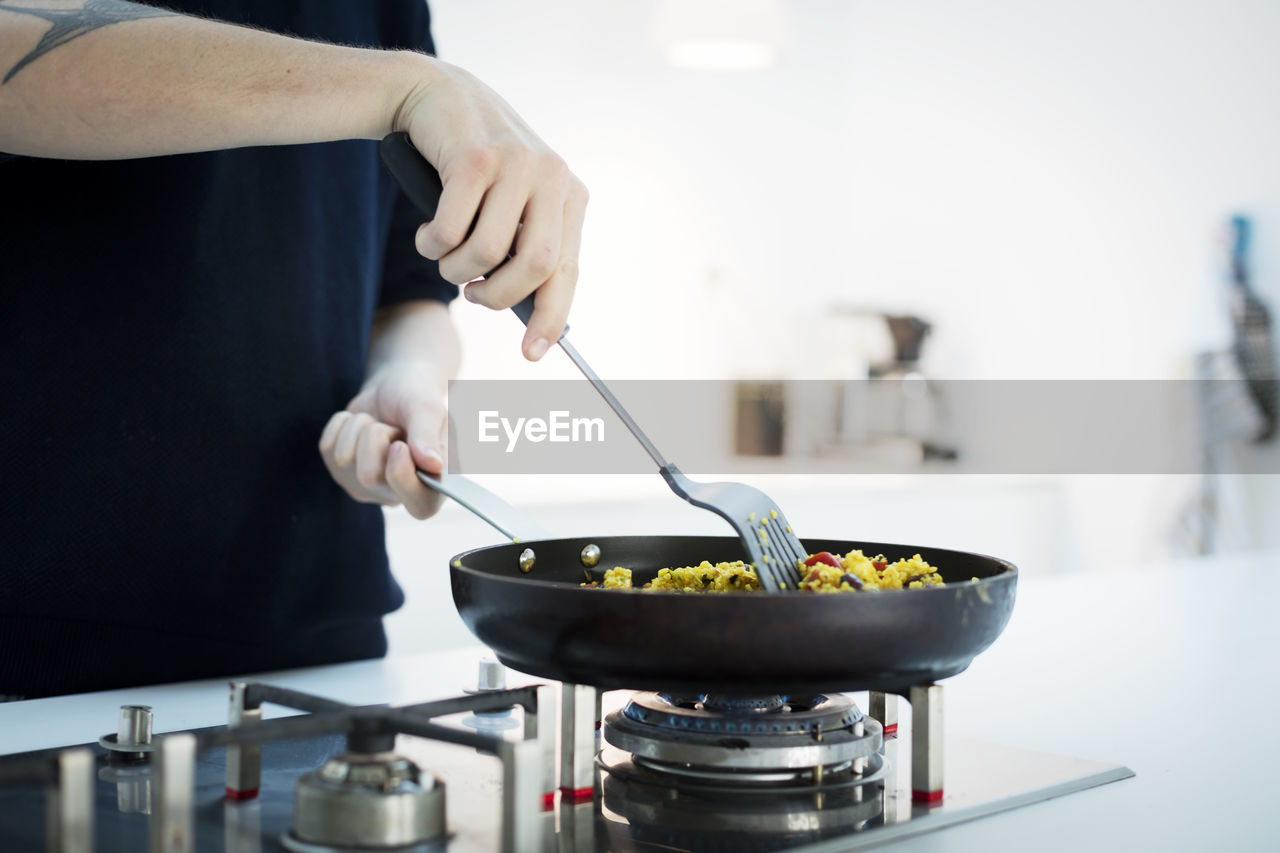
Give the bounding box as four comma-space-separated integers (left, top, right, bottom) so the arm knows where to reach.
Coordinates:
0, 662, 1133, 852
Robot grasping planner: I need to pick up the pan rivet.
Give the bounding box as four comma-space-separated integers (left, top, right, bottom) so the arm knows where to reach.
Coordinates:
580, 543, 601, 568
518, 548, 536, 574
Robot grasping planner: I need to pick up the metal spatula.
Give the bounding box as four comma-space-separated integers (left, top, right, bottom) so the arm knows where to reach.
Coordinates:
415, 471, 552, 544
380, 133, 807, 591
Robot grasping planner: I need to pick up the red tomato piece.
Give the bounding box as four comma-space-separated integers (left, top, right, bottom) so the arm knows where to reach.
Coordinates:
806, 569, 822, 583
803, 552, 841, 569
872, 560, 887, 571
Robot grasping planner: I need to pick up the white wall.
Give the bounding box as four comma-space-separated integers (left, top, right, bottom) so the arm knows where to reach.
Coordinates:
429, 0, 1280, 381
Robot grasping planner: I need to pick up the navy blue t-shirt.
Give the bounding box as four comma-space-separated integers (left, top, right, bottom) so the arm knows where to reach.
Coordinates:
0, 1, 457, 697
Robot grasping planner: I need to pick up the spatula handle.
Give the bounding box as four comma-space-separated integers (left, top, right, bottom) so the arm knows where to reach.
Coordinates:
417, 471, 552, 543
379, 132, 541, 329
381, 132, 669, 470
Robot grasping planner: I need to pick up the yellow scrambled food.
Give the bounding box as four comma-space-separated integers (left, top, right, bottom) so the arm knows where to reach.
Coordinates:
585, 550, 948, 593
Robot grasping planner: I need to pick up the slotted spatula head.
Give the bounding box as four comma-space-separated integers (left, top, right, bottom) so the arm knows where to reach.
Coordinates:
661, 466, 807, 591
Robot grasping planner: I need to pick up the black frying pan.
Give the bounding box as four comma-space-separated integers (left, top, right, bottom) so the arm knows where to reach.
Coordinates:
451, 536, 1016, 695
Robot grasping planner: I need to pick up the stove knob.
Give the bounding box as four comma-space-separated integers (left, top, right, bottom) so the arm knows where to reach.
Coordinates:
98, 703, 160, 760
463, 657, 518, 730
117, 705, 153, 749
477, 658, 507, 692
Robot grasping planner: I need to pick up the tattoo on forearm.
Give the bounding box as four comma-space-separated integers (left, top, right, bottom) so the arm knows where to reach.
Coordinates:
0, 1, 174, 84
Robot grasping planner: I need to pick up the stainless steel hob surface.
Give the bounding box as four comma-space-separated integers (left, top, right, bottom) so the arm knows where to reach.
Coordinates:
0, 667, 1133, 853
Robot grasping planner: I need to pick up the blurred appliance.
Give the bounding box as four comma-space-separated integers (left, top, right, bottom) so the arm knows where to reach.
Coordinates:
828, 308, 952, 462
734, 381, 785, 456
1226, 215, 1278, 442
873, 314, 933, 378
1185, 215, 1279, 554
732, 309, 954, 465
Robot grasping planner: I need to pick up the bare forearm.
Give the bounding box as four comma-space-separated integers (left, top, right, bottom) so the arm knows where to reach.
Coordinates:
2, 2, 589, 364
365, 300, 460, 393
0, 0, 430, 158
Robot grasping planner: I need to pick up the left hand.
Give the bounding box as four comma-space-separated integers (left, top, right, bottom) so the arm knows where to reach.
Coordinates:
317, 361, 447, 520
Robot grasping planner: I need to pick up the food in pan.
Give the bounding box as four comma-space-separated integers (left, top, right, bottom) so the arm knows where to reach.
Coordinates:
601, 562, 762, 592
584, 550, 947, 593
799, 551, 946, 592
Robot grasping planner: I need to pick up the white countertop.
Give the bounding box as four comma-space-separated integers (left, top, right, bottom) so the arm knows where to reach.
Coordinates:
2, 549, 1276, 851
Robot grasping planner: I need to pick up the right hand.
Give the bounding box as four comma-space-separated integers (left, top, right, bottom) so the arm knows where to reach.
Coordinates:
394, 59, 589, 362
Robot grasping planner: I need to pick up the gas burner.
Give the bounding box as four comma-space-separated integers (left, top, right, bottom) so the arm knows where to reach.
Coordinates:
281, 751, 445, 852
0, 672, 1138, 853
601, 772, 884, 851
601, 692, 883, 791
663, 693, 788, 714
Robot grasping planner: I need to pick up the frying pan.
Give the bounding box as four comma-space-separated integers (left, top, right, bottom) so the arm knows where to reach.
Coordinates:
379, 136, 1017, 685
450, 534, 1017, 695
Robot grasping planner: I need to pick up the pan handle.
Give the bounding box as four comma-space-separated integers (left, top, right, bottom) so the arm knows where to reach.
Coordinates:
417, 471, 553, 543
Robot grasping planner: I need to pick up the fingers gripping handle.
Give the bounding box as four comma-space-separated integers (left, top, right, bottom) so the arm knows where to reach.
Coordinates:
379, 135, 671, 468
378, 132, 548, 332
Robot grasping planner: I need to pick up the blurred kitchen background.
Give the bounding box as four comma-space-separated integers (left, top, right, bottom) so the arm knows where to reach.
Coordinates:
384, 0, 1280, 653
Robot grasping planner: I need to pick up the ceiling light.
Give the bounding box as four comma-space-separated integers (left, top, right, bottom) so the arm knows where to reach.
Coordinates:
654, 0, 785, 72
665, 38, 778, 71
